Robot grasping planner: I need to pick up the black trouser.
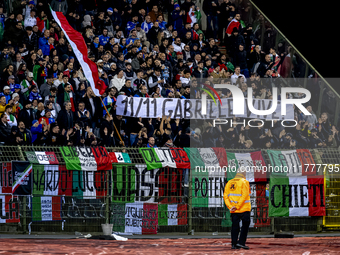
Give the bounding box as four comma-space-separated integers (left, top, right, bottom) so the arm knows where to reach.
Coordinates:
230, 211, 250, 246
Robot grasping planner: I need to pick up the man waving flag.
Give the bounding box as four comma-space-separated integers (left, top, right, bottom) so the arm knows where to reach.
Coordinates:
226, 13, 242, 36
49, 7, 107, 96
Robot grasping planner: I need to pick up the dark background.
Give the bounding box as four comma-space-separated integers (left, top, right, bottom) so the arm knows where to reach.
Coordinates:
253, 0, 336, 79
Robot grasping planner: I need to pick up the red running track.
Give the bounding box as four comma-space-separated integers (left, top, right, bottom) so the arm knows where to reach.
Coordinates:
0, 237, 339, 254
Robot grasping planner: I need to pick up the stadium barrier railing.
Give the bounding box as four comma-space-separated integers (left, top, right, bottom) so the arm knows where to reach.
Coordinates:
0, 146, 339, 234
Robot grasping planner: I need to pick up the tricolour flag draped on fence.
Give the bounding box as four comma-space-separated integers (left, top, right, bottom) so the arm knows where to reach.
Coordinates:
31, 165, 64, 221
60, 146, 112, 171
109, 152, 131, 163
158, 204, 187, 226
226, 151, 267, 182
32, 196, 62, 222
139, 148, 190, 170
12, 161, 32, 196
26, 151, 59, 165
32, 165, 73, 197
185, 148, 227, 208
269, 176, 325, 217
111, 202, 158, 234
267, 149, 316, 176
50, 7, 107, 96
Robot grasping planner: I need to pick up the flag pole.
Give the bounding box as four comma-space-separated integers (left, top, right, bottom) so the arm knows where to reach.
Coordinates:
100, 97, 124, 146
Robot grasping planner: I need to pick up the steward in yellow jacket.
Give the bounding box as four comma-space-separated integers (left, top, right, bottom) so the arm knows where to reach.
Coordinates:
223, 170, 251, 250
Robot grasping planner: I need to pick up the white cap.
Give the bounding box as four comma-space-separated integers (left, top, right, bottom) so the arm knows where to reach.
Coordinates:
12, 93, 19, 100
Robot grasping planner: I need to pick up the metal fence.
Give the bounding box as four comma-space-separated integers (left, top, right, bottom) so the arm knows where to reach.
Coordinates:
0, 146, 339, 234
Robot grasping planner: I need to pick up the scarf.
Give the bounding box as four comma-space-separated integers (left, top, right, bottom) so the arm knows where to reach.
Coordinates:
63, 84, 75, 112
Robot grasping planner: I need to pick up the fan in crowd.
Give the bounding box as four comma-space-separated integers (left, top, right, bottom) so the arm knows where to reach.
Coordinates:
0, 0, 338, 149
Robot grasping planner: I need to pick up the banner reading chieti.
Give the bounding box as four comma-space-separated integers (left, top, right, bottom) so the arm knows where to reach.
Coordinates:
269, 176, 325, 217
116, 95, 294, 120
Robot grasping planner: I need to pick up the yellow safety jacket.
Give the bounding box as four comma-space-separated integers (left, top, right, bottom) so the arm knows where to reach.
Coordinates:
223, 173, 251, 213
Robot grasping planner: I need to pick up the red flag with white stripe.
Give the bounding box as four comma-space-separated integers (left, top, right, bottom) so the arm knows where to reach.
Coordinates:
226, 18, 240, 36
50, 7, 107, 96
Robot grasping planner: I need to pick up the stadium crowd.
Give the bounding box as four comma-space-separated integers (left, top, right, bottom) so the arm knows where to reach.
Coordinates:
0, 0, 339, 149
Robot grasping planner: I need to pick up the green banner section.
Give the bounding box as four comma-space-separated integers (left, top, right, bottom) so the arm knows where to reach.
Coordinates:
60, 147, 81, 170
269, 176, 289, 217
139, 148, 162, 170
112, 165, 136, 203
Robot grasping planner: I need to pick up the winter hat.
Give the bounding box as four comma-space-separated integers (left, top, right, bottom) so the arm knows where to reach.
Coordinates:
61, 54, 69, 62
14, 84, 21, 89
32, 120, 38, 125
12, 93, 19, 100
194, 128, 201, 135
174, 4, 180, 9
107, 7, 113, 13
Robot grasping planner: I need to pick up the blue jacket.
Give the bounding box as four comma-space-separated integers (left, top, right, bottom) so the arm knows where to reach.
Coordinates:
99, 35, 110, 46
126, 37, 139, 45
158, 21, 167, 31
171, 10, 183, 31
29, 91, 42, 102
0, 93, 11, 104
141, 21, 153, 33
31, 124, 43, 143
126, 21, 138, 32
38, 36, 50, 56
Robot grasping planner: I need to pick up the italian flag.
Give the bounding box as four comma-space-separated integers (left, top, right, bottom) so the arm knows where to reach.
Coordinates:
109, 152, 131, 163
226, 151, 267, 182
269, 176, 325, 217
158, 204, 187, 226
60, 146, 112, 171
139, 148, 190, 170
226, 18, 241, 36
32, 196, 62, 222
36, 17, 49, 32
187, 8, 201, 27
267, 149, 316, 176
183, 147, 228, 169
184, 148, 227, 208
50, 7, 107, 96
112, 202, 158, 234
31, 165, 66, 221
26, 151, 59, 165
